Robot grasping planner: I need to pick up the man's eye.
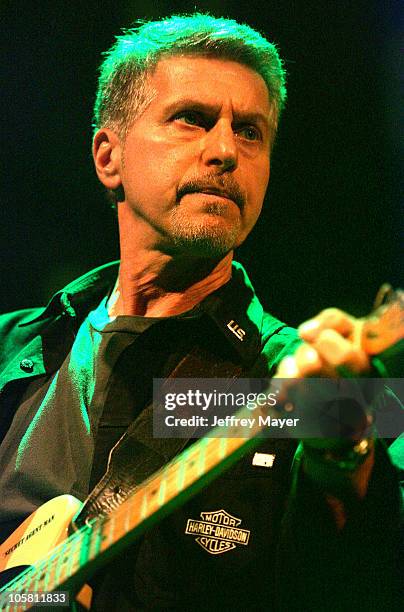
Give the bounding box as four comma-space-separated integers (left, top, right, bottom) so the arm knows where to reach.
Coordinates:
237, 126, 261, 141
174, 112, 203, 126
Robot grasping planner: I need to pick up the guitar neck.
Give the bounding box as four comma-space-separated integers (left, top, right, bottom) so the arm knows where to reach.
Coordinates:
3, 406, 265, 601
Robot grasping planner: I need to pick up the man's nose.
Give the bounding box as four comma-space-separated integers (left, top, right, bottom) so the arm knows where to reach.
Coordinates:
200, 119, 238, 173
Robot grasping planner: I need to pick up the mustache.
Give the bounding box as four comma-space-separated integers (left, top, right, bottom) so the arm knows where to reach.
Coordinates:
176, 175, 245, 210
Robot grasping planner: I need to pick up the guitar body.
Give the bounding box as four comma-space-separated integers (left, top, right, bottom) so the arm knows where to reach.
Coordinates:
0, 496, 80, 575
0, 496, 92, 610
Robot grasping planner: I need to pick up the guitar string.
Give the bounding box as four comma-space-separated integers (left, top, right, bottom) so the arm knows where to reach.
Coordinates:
103, 434, 250, 539
2, 443, 209, 594
1, 425, 256, 597
2, 393, 271, 593
0, 442, 210, 595
1, 438, 220, 593
0, 526, 88, 594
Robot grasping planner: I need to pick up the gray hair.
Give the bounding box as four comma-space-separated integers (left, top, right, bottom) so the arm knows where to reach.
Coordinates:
93, 13, 287, 148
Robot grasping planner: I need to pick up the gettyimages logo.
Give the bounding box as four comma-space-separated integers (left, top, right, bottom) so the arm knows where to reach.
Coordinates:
185, 509, 250, 555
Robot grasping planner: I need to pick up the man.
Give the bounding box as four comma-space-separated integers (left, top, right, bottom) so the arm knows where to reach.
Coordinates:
0, 13, 402, 610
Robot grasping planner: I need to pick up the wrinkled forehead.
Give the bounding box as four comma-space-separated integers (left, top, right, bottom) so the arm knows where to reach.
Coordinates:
145, 55, 271, 116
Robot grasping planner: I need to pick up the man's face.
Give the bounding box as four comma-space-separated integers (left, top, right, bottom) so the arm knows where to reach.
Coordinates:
117, 56, 271, 257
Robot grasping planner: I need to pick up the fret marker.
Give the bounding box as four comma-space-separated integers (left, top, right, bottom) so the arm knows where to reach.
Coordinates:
252, 452, 276, 468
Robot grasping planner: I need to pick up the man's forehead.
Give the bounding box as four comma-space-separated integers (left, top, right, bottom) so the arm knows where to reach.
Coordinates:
148, 55, 270, 116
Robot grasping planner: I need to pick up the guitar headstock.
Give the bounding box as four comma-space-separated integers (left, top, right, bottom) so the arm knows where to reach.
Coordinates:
361, 285, 404, 355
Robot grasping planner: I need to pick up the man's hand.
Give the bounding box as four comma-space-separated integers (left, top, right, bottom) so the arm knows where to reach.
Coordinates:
277, 308, 370, 378
275, 308, 376, 508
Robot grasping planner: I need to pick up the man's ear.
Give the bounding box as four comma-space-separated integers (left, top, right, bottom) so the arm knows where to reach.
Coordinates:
93, 128, 122, 191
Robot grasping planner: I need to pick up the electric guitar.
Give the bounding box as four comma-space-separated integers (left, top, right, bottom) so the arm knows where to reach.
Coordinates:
0, 289, 402, 611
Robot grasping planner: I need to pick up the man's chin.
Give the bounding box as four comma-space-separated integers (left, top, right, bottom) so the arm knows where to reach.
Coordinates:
170, 233, 235, 258
165, 208, 242, 257
169, 226, 238, 258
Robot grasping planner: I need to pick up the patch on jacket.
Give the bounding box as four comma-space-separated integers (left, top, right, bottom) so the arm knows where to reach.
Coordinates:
185, 509, 250, 555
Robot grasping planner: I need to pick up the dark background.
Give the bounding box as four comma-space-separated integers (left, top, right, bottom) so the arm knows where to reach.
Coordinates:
1, 0, 402, 325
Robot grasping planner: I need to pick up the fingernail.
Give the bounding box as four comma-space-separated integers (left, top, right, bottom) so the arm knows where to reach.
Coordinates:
305, 346, 319, 363
298, 319, 319, 336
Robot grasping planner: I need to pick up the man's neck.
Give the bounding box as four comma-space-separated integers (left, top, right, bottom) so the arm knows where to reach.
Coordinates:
108, 250, 233, 318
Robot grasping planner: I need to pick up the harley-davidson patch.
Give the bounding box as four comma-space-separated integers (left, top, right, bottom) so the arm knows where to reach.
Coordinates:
185, 509, 251, 555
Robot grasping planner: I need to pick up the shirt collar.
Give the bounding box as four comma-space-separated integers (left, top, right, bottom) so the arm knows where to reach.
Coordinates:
200, 261, 265, 366
19, 261, 120, 326
19, 260, 282, 367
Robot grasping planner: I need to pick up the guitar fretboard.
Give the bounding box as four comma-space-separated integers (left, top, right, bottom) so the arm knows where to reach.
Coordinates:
1, 404, 266, 609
